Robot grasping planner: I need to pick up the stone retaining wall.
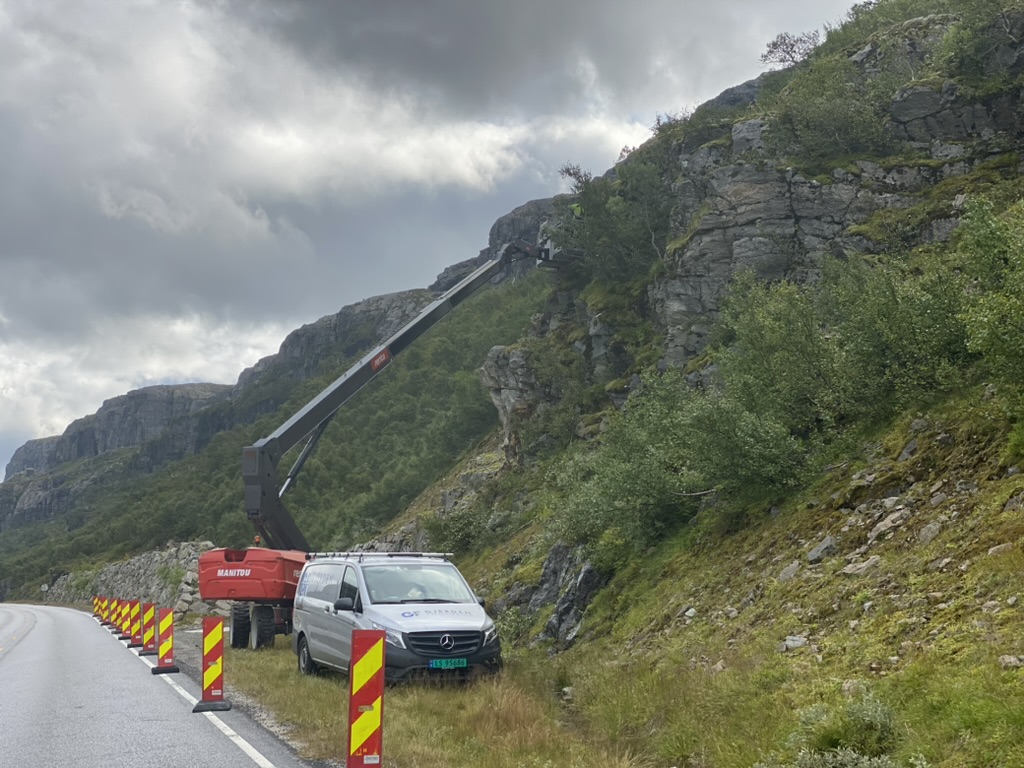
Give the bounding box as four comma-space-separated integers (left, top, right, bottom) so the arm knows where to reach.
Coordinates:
44, 541, 231, 618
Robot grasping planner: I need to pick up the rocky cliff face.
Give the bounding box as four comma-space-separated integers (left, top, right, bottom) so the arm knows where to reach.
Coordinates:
234, 289, 436, 392
4, 384, 232, 480
651, 17, 1023, 366
4, 437, 59, 478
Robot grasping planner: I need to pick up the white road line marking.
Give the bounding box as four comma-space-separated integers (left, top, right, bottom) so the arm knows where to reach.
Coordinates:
131, 647, 279, 768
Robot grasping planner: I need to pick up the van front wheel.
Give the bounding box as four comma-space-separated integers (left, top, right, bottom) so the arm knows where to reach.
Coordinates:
298, 636, 319, 675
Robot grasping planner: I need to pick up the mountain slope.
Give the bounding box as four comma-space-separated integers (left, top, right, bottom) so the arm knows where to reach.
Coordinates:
6, 3, 1024, 764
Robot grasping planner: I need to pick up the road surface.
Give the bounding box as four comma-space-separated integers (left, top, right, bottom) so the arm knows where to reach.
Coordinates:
0, 603, 330, 768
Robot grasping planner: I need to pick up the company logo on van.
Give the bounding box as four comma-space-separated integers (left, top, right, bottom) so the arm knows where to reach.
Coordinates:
400, 608, 474, 618
216, 568, 252, 577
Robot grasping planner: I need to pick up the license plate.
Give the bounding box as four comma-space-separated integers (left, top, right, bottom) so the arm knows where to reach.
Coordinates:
428, 658, 467, 669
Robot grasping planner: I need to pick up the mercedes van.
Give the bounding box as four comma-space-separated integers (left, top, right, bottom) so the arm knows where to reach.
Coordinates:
291, 552, 502, 681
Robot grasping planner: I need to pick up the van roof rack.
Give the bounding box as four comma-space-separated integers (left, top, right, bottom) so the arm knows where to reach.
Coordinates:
305, 551, 454, 562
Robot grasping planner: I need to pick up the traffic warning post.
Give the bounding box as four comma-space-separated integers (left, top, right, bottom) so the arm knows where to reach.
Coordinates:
108, 598, 120, 632
139, 602, 158, 657
119, 600, 132, 640
127, 600, 143, 648
193, 616, 231, 713
151, 608, 180, 675
92, 595, 100, 618
100, 596, 111, 625
347, 629, 385, 768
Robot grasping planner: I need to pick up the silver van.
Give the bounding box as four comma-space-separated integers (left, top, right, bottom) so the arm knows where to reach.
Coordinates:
291, 552, 502, 681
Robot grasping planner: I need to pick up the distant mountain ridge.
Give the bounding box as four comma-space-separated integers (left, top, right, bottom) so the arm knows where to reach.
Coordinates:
5, 383, 232, 479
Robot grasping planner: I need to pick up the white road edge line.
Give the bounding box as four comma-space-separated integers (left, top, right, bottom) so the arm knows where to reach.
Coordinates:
132, 647, 279, 768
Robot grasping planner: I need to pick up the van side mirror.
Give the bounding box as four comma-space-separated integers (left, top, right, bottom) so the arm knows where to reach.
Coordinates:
334, 597, 354, 612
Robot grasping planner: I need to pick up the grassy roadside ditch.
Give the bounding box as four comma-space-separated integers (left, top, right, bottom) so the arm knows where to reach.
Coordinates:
225, 644, 643, 767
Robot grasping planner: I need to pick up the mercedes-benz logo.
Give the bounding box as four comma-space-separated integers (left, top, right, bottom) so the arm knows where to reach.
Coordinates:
439, 633, 455, 651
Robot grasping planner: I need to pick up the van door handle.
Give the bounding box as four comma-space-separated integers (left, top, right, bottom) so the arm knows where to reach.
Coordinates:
324, 606, 332, 613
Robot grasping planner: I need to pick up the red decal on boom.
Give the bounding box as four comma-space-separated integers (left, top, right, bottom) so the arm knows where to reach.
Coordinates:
370, 349, 392, 372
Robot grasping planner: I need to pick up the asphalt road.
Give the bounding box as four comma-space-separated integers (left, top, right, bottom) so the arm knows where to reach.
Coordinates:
0, 604, 330, 768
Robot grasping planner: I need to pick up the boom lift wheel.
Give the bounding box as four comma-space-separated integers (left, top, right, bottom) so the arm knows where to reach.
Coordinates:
249, 604, 276, 649
230, 603, 251, 649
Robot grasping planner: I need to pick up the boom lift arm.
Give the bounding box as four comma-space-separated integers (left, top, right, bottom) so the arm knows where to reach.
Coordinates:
242, 240, 547, 550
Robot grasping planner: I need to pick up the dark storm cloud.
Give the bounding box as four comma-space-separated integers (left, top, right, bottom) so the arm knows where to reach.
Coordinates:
0, 0, 856, 469
234, 0, 841, 119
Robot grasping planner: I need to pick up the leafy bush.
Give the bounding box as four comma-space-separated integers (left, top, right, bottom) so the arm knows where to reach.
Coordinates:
760, 30, 822, 68
955, 198, 1024, 379
817, 0, 955, 58
764, 55, 895, 164
754, 692, 929, 768
936, 0, 1024, 84
716, 259, 967, 437
549, 155, 673, 283
550, 368, 808, 558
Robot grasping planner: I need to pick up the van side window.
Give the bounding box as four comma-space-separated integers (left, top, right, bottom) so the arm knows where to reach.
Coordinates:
340, 566, 361, 612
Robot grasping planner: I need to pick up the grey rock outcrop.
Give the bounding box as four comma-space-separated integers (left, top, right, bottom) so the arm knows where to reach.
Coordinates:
4, 436, 60, 478
5, 384, 231, 481
479, 346, 550, 459
541, 562, 606, 649
648, 14, 1024, 369
808, 536, 838, 564
486, 198, 555, 257
235, 290, 435, 391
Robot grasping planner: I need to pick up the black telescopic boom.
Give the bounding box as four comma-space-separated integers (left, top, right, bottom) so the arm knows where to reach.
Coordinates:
242, 242, 542, 550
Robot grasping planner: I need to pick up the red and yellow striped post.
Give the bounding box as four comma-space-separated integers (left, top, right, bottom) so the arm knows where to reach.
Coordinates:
139, 602, 158, 657
347, 629, 385, 767
127, 600, 143, 648
92, 595, 100, 618
100, 596, 111, 625
119, 600, 132, 640
151, 608, 180, 675
108, 598, 120, 632
193, 616, 231, 712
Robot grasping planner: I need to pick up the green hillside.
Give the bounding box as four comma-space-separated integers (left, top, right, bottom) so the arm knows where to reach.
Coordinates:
6, 1, 1024, 765
0, 272, 549, 592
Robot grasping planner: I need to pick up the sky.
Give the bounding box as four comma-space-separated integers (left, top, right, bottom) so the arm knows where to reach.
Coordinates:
0, 0, 857, 473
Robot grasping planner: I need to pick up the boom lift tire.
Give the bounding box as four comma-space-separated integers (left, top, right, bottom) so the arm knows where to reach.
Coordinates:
249, 605, 276, 649
230, 603, 251, 649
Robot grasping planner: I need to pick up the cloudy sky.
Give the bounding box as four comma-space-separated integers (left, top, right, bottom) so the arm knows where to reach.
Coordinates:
0, 0, 856, 472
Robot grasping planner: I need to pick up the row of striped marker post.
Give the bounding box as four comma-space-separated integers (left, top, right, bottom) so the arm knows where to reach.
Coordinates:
94, 597, 386, 756
93, 595, 177, 672
93, 595, 229, 710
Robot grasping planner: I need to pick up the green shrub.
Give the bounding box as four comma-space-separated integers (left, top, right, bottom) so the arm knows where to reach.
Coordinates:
549, 155, 673, 283
955, 199, 1024, 379
755, 692, 928, 768
764, 55, 895, 165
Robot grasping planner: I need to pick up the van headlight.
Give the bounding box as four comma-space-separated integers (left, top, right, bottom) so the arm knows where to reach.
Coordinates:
371, 622, 406, 649
483, 622, 498, 646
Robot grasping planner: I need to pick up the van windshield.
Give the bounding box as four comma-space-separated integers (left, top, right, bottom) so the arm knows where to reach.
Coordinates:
363, 563, 476, 604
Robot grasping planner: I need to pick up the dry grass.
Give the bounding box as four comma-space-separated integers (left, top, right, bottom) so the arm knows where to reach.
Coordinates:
226, 645, 650, 767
